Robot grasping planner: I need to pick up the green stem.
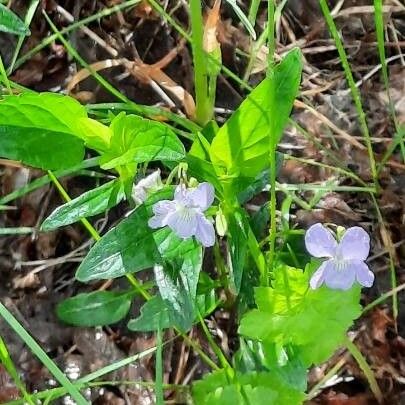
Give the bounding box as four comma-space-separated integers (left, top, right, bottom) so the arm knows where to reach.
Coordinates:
0, 336, 35, 405
344, 336, 383, 403
189, 0, 210, 124
248, 0, 261, 24
266, 0, 277, 285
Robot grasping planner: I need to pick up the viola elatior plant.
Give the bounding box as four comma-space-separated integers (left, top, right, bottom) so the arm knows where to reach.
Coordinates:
148, 182, 216, 247
305, 223, 374, 290
2, 48, 376, 404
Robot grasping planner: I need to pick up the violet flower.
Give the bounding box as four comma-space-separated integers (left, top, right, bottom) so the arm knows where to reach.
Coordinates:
305, 223, 374, 290
148, 182, 215, 247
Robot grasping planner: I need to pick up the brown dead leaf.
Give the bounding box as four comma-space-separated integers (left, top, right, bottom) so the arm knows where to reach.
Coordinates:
321, 391, 371, 405
203, 0, 221, 53
13, 272, 40, 290
370, 308, 392, 344
0, 365, 19, 402
319, 194, 362, 221
66, 59, 124, 94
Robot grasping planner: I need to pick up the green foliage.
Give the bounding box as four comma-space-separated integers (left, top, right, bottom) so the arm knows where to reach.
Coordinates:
226, 207, 250, 293
128, 296, 173, 332
192, 369, 305, 405
57, 290, 133, 327
209, 49, 302, 187
239, 262, 362, 366
99, 113, 185, 170
76, 205, 160, 282
154, 229, 203, 332
0, 4, 30, 35
0, 93, 86, 169
41, 179, 125, 231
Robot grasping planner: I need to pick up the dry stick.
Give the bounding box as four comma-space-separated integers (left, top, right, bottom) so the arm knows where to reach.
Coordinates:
56, 5, 181, 112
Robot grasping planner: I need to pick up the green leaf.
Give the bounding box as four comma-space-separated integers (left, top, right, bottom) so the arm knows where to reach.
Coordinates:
41, 179, 125, 231
192, 369, 305, 405
226, 208, 250, 293
238, 153, 283, 204
75, 117, 112, 151
153, 228, 203, 332
239, 262, 362, 366
127, 296, 173, 332
0, 92, 87, 134
0, 126, 84, 170
76, 206, 160, 282
41, 180, 125, 231
100, 113, 185, 169
57, 290, 132, 327
0, 93, 87, 169
210, 49, 302, 181
0, 4, 30, 35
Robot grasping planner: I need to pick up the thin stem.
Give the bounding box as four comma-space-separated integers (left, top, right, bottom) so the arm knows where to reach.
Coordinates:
248, 0, 261, 24
370, 193, 398, 322
0, 54, 12, 94
344, 336, 383, 404
47, 170, 100, 241
189, 0, 210, 124
266, 0, 277, 285
155, 321, 164, 405
0, 336, 35, 405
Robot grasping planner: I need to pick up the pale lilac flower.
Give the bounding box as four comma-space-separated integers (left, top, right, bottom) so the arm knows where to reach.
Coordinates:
305, 223, 374, 290
132, 170, 163, 205
148, 182, 215, 247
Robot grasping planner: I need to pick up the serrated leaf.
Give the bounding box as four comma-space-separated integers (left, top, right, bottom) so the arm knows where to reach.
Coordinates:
41, 180, 125, 231
210, 49, 302, 182
239, 263, 362, 366
57, 290, 132, 327
0, 4, 30, 35
100, 113, 185, 169
0, 93, 87, 169
76, 206, 160, 282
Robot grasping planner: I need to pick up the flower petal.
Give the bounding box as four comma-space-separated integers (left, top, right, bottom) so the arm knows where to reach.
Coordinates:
148, 200, 175, 229
189, 182, 215, 211
337, 226, 370, 261
166, 207, 198, 238
309, 260, 330, 289
173, 184, 188, 204
353, 260, 375, 288
305, 223, 337, 258
323, 260, 356, 290
194, 213, 215, 247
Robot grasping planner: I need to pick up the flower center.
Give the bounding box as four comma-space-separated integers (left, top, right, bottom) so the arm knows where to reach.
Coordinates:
334, 257, 348, 271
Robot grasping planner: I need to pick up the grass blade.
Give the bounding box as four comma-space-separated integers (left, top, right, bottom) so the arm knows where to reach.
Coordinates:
0, 302, 89, 405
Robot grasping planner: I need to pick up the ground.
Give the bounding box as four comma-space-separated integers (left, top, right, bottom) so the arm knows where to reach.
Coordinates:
0, 0, 404, 404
